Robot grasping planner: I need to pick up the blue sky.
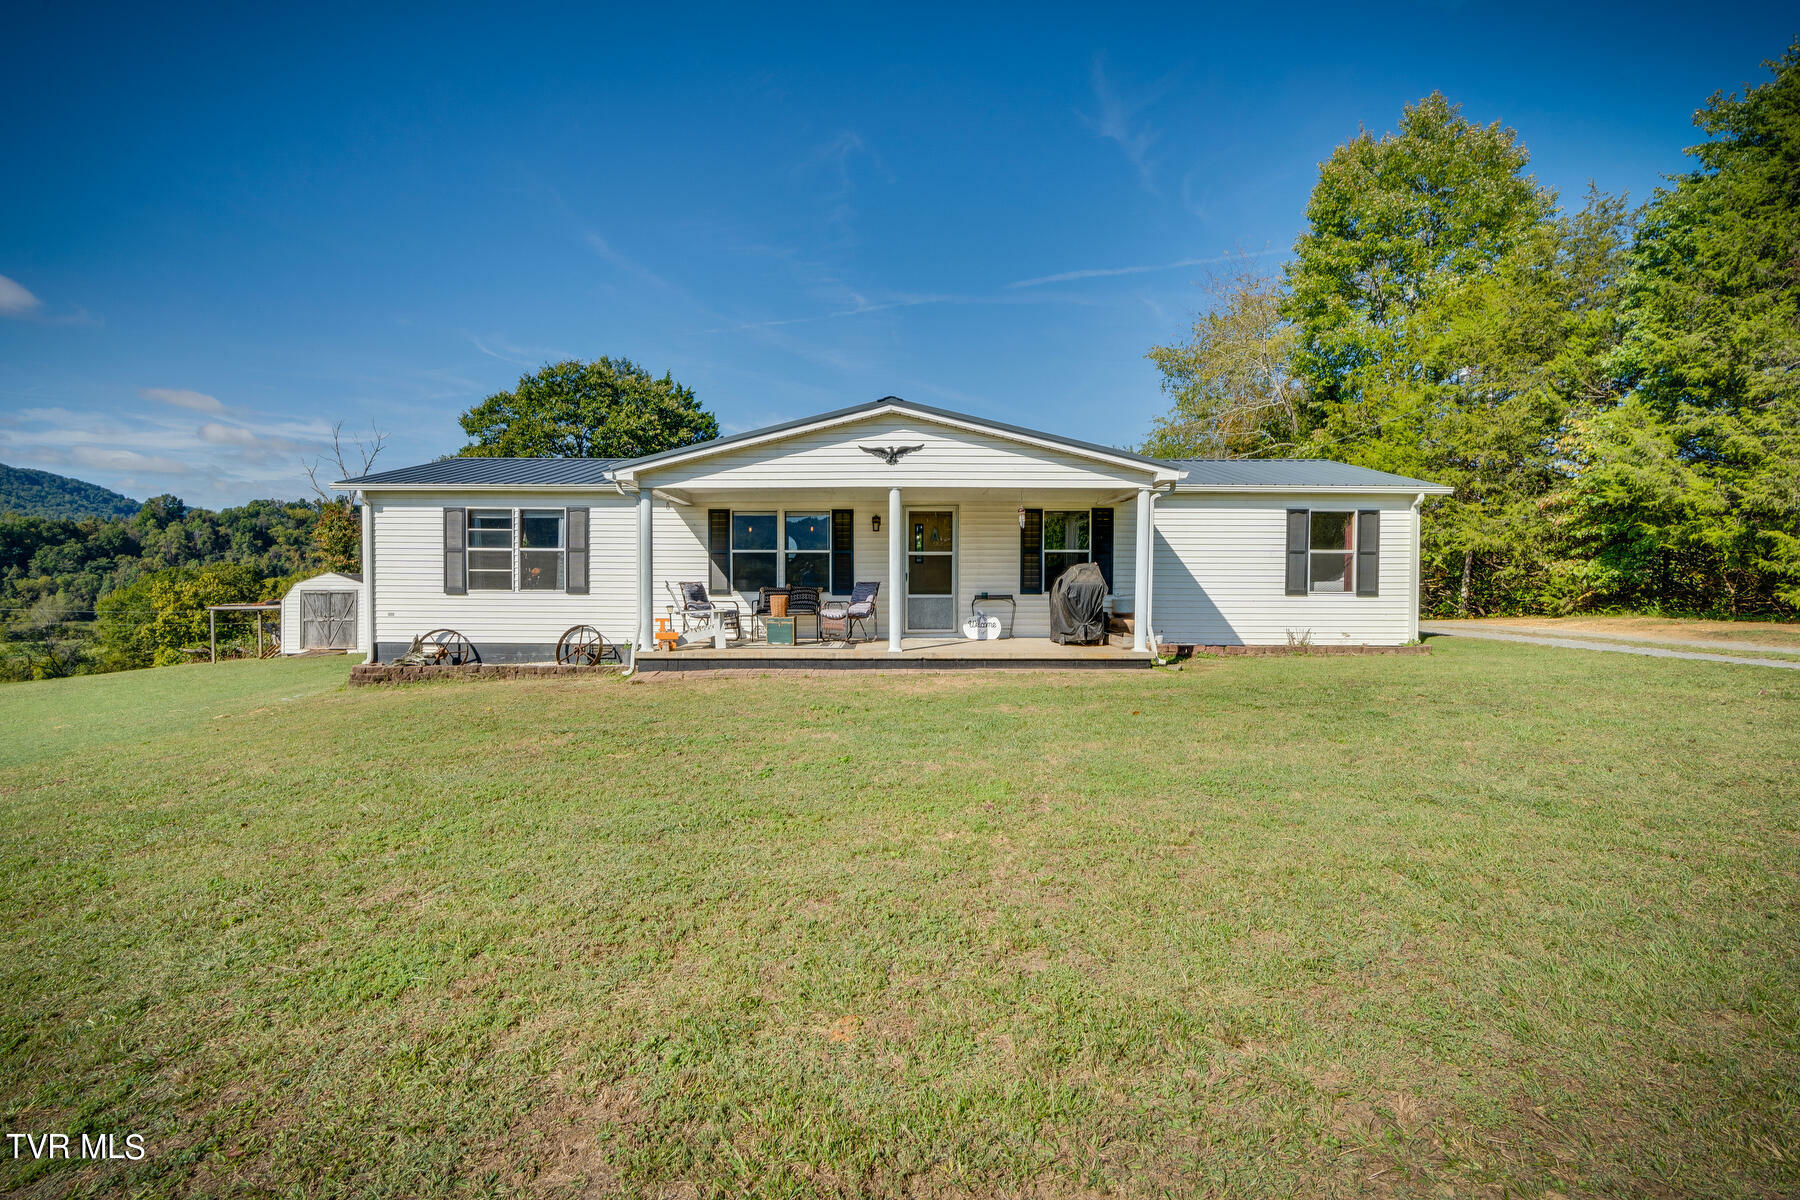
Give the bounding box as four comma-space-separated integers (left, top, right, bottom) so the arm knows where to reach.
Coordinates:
1, 4, 1792, 508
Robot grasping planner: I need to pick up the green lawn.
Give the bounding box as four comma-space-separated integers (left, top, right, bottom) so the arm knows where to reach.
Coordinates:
1, 643, 1796, 1198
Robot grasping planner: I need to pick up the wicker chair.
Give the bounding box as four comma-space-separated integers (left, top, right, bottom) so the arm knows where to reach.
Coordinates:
820, 581, 879, 642
787, 585, 823, 643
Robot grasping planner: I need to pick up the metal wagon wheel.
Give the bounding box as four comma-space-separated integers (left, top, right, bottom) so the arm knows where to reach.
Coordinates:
556, 624, 612, 666
420, 628, 480, 666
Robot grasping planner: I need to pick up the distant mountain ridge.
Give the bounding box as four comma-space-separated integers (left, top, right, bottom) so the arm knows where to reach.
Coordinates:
0, 463, 142, 520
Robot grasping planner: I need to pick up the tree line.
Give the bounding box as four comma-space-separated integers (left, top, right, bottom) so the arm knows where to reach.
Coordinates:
0, 362, 718, 681
0, 496, 359, 679
1144, 44, 1800, 618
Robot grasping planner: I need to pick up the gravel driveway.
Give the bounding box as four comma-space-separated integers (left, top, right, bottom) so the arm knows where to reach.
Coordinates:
1418, 622, 1800, 670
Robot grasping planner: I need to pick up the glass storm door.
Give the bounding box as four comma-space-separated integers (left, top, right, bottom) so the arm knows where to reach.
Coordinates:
905, 510, 955, 633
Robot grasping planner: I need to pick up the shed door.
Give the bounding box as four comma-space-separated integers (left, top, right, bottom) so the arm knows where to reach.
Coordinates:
301, 591, 357, 650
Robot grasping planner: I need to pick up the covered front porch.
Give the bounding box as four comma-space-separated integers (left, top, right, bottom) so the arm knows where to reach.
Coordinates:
628, 485, 1159, 661
608, 397, 1181, 665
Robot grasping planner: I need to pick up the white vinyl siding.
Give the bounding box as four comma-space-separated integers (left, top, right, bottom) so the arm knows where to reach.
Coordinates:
643, 414, 1151, 491
364, 486, 1423, 655
367, 491, 637, 653
1152, 493, 1417, 645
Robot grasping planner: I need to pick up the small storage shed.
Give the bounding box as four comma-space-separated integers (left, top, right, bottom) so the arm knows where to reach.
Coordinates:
281, 572, 366, 655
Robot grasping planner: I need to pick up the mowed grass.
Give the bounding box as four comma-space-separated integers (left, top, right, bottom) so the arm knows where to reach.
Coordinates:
1, 643, 1796, 1199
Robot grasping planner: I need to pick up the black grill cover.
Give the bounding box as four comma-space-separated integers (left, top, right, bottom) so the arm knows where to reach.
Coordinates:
1049, 561, 1108, 644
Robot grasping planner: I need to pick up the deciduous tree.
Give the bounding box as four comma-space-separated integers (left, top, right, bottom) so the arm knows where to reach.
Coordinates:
458, 358, 718, 459
1142, 266, 1304, 458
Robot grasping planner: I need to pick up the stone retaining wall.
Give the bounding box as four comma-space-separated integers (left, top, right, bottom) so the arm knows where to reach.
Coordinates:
1166, 643, 1430, 657
349, 663, 623, 686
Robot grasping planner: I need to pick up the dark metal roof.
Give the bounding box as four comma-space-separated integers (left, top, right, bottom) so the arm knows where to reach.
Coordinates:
338, 457, 623, 487
1170, 458, 1448, 490
611, 396, 1175, 474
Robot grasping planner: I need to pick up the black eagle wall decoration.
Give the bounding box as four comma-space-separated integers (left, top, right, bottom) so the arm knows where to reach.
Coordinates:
859, 444, 925, 465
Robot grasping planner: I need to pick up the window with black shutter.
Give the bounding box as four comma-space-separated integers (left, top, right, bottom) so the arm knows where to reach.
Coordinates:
830, 509, 854, 594
566, 507, 589, 595
707, 509, 731, 593
1019, 508, 1044, 594
1090, 507, 1114, 591
1355, 510, 1380, 596
443, 507, 467, 595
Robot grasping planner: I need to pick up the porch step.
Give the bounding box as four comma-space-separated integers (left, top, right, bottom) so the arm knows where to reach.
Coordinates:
636, 654, 1150, 672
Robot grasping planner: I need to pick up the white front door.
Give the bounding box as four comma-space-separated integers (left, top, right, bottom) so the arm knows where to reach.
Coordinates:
904, 509, 956, 633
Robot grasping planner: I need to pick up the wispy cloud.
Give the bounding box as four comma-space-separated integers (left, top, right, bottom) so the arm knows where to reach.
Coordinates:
582, 231, 675, 292
140, 386, 225, 413
799, 131, 887, 242
0, 402, 342, 507
1077, 55, 1170, 195
198, 421, 310, 455
462, 333, 567, 369
703, 287, 1099, 334
0, 274, 98, 325
707, 292, 959, 333
1007, 248, 1278, 289
0, 273, 43, 318
69, 446, 191, 475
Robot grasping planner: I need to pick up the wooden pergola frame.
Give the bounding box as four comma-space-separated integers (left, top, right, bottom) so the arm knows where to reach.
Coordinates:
205, 602, 283, 662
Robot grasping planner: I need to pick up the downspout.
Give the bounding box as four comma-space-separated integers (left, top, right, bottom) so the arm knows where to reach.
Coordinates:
361, 491, 376, 664
1411, 491, 1424, 643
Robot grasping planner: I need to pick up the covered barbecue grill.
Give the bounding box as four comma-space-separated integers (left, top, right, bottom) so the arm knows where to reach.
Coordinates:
1048, 561, 1108, 645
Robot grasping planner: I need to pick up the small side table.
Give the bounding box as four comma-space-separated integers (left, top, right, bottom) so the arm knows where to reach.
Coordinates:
765, 616, 797, 646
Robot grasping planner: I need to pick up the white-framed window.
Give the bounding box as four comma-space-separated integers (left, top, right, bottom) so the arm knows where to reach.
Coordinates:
784, 512, 831, 590
1308, 510, 1355, 593
1043, 510, 1091, 592
466, 508, 566, 591
731, 511, 777, 592
520, 509, 565, 591
467, 509, 515, 590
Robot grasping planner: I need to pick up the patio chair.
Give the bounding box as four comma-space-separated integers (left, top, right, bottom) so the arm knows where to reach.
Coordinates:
820, 581, 879, 642
787, 585, 823, 643
666, 581, 743, 641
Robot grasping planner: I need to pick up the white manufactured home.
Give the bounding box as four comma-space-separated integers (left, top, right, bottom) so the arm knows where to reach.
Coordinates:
336, 397, 1450, 667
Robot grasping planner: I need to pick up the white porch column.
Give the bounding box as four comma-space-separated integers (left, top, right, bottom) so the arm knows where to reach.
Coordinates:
888, 486, 903, 653
637, 490, 655, 652
1133, 486, 1153, 653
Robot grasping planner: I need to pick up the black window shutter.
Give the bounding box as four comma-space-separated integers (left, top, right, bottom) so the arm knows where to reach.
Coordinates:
1285, 509, 1309, 596
566, 507, 588, 594
1020, 508, 1044, 594
830, 509, 854, 595
1090, 507, 1115, 592
707, 509, 731, 593
1356, 510, 1380, 597
444, 507, 466, 595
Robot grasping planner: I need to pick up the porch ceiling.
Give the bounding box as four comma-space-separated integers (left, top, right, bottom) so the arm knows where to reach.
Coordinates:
649, 484, 1156, 505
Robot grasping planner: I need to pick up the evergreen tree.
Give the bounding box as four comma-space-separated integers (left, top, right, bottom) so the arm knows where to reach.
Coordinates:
1583, 42, 1800, 610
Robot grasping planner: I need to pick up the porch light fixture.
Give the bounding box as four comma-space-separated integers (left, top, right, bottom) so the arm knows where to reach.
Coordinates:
872, 514, 881, 532
1018, 506, 1026, 529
